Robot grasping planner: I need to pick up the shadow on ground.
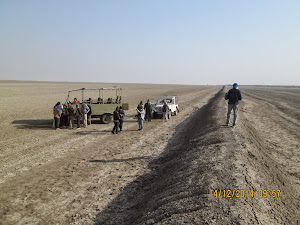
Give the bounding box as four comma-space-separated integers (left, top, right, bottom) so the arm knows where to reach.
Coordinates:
11, 119, 54, 130
72, 130, 112, 135
12, 119, 105, 130
72, 129, 143, 135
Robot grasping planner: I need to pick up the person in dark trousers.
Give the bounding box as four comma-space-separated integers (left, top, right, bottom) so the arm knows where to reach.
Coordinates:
87, 103, 92, 125
162, 101, 169, 122
67, 103, 75, 129
112, 107, 120, 134
53, 102, 62, 130
225, 83, 242, 127
144, 99, 152, 122
75, 104, 83, 129
119, 106, 125, 132
60, 104, 69, 128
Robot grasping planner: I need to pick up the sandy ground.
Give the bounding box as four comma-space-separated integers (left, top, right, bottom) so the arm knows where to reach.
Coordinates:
0, 81, 299, 224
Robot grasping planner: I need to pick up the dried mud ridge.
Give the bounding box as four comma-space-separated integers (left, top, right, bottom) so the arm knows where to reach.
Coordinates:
95, 88, 299, 224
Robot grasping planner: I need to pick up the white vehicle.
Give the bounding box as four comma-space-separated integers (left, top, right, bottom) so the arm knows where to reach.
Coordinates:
152, 96, 179, 118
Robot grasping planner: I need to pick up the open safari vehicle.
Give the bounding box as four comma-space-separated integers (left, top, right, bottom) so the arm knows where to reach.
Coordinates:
64, 87, 129, 124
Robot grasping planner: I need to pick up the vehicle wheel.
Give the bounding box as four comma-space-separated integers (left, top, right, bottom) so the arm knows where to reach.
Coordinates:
101, 114, 112, 124
153, 112, 157, 119
174, 108, 178, 115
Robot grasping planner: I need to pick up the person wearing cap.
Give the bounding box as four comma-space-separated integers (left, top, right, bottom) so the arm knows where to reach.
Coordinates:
225, 83, 242, 127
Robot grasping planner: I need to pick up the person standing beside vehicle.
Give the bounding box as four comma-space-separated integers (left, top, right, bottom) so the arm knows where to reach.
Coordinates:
87, 103, 92, 126
67, 103, 75, 129
72, 98, 79, 104
225, 83, 242, 127
137, 106, 145, 130
162, 101, 169, 122
119, 106, 125, 132
60, 104, 69, 128
81, 102, 90, 128
53, 102, 62, 130
75, 104, 83, 129
112, 107, 120, 134
144, 99, 152, 122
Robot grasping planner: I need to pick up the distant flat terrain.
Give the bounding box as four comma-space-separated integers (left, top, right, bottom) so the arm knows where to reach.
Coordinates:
0, 81, 299, 224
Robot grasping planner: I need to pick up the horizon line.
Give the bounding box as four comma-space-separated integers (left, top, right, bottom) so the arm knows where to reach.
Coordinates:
0, 79, 299, 87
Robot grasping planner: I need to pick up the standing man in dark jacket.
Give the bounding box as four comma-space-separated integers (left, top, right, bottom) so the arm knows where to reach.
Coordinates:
112, 107, 120, 134
162, 101, 169, 122
75, 104, 83, 129
119, 106, 125, 132
144, 99, 152, 122
67, 103, 75, 129
60, 104, 69, 128
225, 83, 242, 127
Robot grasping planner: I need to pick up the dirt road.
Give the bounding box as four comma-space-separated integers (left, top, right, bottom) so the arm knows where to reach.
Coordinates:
0, 82, 299, 224
94, 86, 300, 224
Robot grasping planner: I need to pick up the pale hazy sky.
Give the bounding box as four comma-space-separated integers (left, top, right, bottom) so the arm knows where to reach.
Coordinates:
0, 0, 299, 85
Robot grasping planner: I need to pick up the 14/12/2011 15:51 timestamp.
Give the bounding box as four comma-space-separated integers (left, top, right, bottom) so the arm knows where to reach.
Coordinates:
210, 190, 281, 198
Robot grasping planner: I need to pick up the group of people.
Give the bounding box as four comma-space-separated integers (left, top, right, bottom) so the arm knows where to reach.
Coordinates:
53, 98, 92, 130
134, 98, 170, 131
53, 83, 242, 131
111, 98, 157, 133
112, 106, 125, 134
135, 99, 154, 131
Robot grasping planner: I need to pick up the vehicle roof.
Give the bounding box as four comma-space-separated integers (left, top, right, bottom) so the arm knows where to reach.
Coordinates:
68, 87, 122, 93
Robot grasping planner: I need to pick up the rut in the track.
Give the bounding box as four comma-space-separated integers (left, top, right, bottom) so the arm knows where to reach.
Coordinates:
94, 87, 245, 224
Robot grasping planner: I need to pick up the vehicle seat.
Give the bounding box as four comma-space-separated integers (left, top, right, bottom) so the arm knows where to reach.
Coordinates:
97, 98, 103, 104
87, 98, 93, 103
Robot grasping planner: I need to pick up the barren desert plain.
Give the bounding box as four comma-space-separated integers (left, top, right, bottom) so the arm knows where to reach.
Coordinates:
0, 81, 299, 224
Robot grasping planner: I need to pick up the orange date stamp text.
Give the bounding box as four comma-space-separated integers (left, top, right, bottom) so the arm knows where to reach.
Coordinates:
210, 189, 280, 198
